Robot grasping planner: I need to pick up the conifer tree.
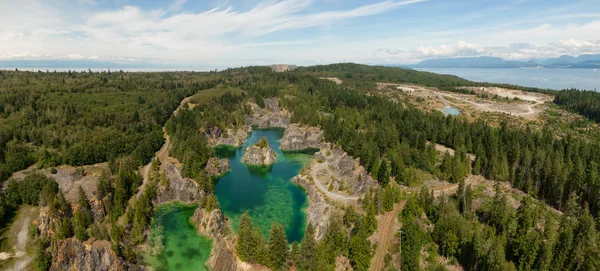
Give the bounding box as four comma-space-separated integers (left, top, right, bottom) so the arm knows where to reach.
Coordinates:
290, 241, 300, 267
268, 223, 289, 270
300, 223, 317, 270
237, 212, 256, 262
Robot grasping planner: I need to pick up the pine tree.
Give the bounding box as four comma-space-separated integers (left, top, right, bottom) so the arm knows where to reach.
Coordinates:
73, 205, 91, 241
349, 230, 371, 271
268, 223, 289, 270
237, 212, 256, 262
290, 241, 300, 267
254, 229, 269, 266
377, 159, 389, 186
300, 223, 317, 270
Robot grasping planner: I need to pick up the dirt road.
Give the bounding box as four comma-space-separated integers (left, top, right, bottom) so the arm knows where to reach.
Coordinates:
308, 162, 360, 205
138, 93, 194, 197
1, 206, 39, 271
371, 201, 405, 271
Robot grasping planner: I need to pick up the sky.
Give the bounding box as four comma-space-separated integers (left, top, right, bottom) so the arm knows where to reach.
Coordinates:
1, 0, 599, 68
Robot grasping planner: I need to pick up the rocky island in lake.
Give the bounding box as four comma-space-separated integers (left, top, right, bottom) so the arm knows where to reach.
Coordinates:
241, 136, 278, 166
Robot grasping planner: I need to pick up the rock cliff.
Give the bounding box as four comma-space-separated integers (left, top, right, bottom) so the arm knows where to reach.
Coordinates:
242, 144, 277, 166
37, 207, 53, 239
191, 208, 227, 240
191, 207, 269, 271
205, 125, 252, 147
292, 174, 339, 240
50, 239, 137, 271
280, 124, 323, 151
205, 158, 231, 177
154, 162, 204, 204
292, 143, 379, 240
244, 98, 290, 129
311, 143, 378, 195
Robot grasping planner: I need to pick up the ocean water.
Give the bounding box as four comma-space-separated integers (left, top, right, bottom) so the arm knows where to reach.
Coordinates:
144, 203, 213, 271
415, 68, 599, 91
214, 128, 314, 243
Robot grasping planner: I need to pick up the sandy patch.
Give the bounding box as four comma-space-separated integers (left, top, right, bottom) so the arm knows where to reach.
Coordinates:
320, 77, 343, 85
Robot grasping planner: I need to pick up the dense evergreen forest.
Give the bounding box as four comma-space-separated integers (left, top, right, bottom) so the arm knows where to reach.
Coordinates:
0, 70, 221, 181
554, 88, 600, 123
1, 64, 599, 271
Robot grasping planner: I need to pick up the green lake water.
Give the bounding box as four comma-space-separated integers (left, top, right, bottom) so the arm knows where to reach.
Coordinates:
215, 128, 315, 243
145, 203, 213, 271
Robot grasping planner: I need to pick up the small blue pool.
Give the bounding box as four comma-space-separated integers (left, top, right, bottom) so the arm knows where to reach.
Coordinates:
442, 106, 461, 116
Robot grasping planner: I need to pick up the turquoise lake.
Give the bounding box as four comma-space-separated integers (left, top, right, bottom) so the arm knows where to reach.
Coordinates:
214, 128, 315, 243
145, 203, 213, 271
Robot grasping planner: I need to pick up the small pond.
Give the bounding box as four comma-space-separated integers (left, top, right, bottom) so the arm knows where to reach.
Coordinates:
144, 203, 213, 271
443, 106, 461, 116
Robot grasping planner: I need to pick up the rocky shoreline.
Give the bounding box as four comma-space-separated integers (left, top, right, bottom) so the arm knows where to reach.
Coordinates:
205, 125, 253, 147
205, 157, 231, 177
279, 124, 323, 151
242, 144, 277, 166
244, 98, 291, 129
292, 143, 379, 240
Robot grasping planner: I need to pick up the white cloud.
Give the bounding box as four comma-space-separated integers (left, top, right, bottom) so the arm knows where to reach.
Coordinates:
411, 41, 486, 58
0, 0, 599, 67
0, 0, 427, 66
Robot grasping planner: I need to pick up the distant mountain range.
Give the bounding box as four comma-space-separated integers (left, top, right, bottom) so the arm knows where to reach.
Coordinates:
406, 54, 600, 68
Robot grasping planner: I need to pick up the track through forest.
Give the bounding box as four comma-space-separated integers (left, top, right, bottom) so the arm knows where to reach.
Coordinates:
371, 200, 406, 271
138, 94, 192, 197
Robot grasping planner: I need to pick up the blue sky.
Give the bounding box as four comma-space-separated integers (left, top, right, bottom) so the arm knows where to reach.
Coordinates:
0, 0, 599, 68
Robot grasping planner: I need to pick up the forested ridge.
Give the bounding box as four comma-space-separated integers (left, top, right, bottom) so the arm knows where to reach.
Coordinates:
225, 65, 600, 270
554, 88, 600, 123
1, 64, 599, 271
0, 70, 221, 181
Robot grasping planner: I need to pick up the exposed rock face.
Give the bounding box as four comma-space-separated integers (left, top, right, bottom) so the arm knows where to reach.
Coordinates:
242, 145, 277, 166
206, 125, 252, 147
191, 208, 227, 240
207, 239, 269, 271
190, 207, 268, 271
312, 143, 378, 195
205, 158, 231, 177
292, 143, 379, 240
292, 175, 338, 240
335, 256, 354, 271
37, 207, 53, 239
154, 162, 204, 204
270, 64, 297, 72
244, 98, 291, 129
280, 124, 323, 151
50, 239, 134, 271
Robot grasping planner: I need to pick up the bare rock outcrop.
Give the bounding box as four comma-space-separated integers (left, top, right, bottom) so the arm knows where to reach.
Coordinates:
292, 143, 379, 240
191, 207, 269, 271
50, 239, 135, 271
207, 239, 269, 271
242, 145, 277, 166
312, 143, 378, 195
154, 162, 204, 204
206, 125, 252, 147
280, 124, 323, 151
37, 207, 53, 239
244, 98, 290, 129
335, 256, 354, 271
270, 64, 296, 72
205, 158, 231, 177
292, 174, 339, 240
191, 208, 227, 240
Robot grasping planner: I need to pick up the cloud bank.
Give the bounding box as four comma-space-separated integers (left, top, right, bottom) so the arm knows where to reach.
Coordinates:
0, 0, 599, 67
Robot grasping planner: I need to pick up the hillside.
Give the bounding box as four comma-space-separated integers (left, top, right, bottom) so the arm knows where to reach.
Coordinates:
0, 64, 599, 271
